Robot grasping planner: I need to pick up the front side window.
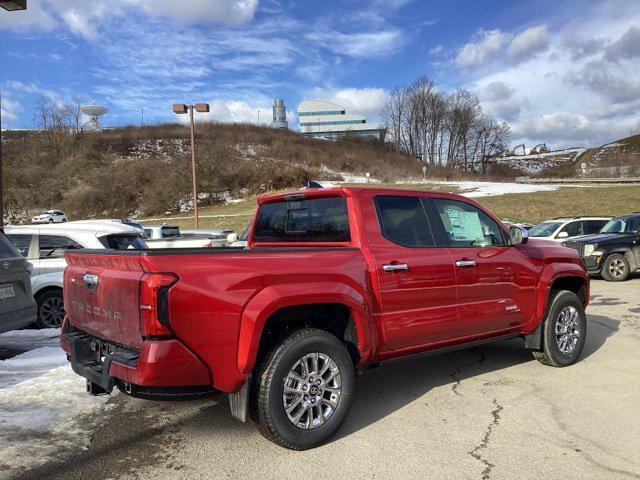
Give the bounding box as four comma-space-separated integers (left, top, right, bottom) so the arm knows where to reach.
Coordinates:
432, 198, 506, 247
6, 234, 32, 257
374, 195, 434, 247
39, 235, 83, 258
253, 197, 350, 243
601, 216, 640, 234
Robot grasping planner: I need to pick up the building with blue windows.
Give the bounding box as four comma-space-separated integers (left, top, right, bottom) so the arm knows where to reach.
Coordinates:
297, 100, 385, 141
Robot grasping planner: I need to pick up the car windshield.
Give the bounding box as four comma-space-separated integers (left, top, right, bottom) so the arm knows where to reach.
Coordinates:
528, 221, 563, 237
600, 217, 640, 234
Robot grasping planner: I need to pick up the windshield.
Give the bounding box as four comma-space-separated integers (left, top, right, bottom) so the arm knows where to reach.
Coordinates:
600, 216, 640, 234
528, 221, 563, 237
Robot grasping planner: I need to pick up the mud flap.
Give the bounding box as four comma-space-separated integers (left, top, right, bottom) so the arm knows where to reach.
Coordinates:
524, 322, 543, 350
229, 375, 251, 422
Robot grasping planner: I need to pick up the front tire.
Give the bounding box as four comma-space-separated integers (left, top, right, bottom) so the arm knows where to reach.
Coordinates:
35, 290, 65, 329
533, 290, 586, 367
251, 328, 355, 450
601, 253, 630, 282
48, 219, 54, 224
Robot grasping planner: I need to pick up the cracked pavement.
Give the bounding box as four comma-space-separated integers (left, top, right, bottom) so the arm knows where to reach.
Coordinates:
14, 278, 640, 480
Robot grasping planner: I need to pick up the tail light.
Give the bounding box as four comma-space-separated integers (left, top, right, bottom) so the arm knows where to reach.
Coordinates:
139, 273, 178, 338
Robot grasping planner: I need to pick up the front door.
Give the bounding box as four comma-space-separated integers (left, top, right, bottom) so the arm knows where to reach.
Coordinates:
429, 197, 537, 338
362, 193, 459, 351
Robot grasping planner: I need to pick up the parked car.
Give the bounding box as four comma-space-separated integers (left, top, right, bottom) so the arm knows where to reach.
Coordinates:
0, 231, 37, 333
180, 228, 235, 248
61, 186, 589, 450
5, 221, 146, 328
143, 224, 225, 248
563, 212, 640, 281
528, 216, 610, 242
31, 209, 67, 224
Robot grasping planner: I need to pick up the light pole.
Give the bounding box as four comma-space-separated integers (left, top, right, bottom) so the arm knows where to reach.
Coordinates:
172, 102, 210, 229
0, 0, 27, 228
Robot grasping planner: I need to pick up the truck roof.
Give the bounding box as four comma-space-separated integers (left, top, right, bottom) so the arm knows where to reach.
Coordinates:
257, 185, 466, 204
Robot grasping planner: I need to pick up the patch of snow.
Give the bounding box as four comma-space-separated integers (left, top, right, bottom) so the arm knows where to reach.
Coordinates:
432, 181, 559, 197
0, 332, 113, 475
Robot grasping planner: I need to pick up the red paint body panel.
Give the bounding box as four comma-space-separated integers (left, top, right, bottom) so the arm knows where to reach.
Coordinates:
62, 187, 589, 394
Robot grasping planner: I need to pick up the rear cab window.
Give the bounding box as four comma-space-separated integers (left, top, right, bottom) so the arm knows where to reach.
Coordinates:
252, 196, 350, 244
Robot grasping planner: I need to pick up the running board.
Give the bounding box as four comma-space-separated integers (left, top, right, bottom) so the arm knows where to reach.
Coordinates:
377, 333, 520, 366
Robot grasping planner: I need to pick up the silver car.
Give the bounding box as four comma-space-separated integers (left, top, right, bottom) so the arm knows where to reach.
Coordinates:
0, 231, 37, 333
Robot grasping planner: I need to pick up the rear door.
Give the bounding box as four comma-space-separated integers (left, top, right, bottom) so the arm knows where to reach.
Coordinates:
362, 192, 459, 351
37, 234, 83, 274
429, 197, 537, 338
582, 220, 608, 235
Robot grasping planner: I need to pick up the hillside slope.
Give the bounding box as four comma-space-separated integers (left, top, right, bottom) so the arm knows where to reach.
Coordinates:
3, 123, 426, 222
575, 134, 640, 177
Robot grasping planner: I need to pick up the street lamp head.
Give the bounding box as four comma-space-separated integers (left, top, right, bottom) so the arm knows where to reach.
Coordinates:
0, 0, 27, 10
194, 103, 210, 113
172, 103, 188, 114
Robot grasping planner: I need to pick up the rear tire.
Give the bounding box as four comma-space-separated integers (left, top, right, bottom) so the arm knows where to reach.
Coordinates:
251, 328, 355, 450
48, 219, 54, 223
601, 253, 630, 282
35, 289, 65, 329
533, 290, 586, 367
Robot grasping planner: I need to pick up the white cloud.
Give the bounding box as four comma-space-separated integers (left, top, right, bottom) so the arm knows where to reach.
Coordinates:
307, 29, 405, 58
455, 29, 509, 68
0, 94, 22, 126
506, 25, 550, 63
480, 81, 529, 121
511, 112, 618, 146
132, 0, 258, 27
0, 0, 56, 32
604, 25, 640, 61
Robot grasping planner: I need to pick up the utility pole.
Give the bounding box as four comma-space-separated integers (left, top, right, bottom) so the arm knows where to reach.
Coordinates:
140, 108, 144, 126
172, 102, 210, 229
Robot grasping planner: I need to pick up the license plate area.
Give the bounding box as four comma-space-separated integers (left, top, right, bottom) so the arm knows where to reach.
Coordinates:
0, 284, 15, 300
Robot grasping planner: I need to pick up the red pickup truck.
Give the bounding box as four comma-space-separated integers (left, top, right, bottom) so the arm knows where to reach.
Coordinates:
61, 186, 589, 449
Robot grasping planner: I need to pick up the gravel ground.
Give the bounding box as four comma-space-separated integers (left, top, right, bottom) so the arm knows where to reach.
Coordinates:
11, 278, 640, 480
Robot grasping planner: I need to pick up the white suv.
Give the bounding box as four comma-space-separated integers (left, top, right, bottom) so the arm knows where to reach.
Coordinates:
31, 209, 67, 224
5, 221, 146, 328
528, 216, 610, 242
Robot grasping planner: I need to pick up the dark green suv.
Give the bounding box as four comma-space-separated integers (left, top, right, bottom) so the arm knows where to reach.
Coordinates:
0, 231, 37, 333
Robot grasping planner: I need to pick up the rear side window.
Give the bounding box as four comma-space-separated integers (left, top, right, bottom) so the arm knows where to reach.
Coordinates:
98, 234, 147, 250
559, 221, 583, 237
374, 196, 434, 247
39, 235, 84, 258
253, 197, 350, 243
583, 220, 607, 234
6, 234, 32, 257
0, 233, 21, 259
161, 227, 180, 238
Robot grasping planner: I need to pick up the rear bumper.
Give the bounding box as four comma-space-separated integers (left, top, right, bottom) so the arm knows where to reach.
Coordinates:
61, 322, 211, 395
0, 305, 37, 333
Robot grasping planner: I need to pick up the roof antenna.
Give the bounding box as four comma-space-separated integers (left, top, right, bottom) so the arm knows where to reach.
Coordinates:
307, 181, 324, 189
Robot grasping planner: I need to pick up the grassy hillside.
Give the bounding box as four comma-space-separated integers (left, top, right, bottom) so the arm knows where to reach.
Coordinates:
2, 123, 459, 223
475, 185, 640, 224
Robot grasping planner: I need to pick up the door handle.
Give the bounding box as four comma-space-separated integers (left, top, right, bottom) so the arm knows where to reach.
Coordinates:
455, 260, 477, 267
382, 263, 409, 272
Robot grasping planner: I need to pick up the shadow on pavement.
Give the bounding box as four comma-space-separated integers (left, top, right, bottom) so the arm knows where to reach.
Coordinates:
13, 314, 620, 479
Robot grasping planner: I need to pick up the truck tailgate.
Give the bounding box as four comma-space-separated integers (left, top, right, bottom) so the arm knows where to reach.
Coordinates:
64, 253, 145, 349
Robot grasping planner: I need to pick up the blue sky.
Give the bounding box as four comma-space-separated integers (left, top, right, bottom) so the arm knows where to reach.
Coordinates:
1, 0, 639, 148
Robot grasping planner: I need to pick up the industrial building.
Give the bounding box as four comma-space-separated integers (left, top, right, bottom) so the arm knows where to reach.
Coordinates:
271, 98, 288, 129
297, 100, 385, 141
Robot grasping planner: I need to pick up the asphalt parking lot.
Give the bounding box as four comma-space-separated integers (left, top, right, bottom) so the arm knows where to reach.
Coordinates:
11, 277, 640, 480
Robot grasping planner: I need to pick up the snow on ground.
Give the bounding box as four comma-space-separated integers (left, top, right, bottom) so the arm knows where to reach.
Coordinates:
431, 181, 559, 197
0, 329, 113, 477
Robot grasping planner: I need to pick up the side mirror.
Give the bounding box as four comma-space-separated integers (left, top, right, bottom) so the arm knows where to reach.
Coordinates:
510, 226, 529, 245
556, 231, 569, 239
227, 233, 239, 244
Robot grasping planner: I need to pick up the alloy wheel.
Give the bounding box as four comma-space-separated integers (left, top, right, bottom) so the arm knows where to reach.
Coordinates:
40, 296, 65, 328
555, 305, 580, 355
282, 352, 342, 429
608, 258, 626, 278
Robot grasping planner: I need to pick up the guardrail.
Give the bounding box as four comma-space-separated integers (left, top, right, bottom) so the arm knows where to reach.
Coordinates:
517, 177, 640, 184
